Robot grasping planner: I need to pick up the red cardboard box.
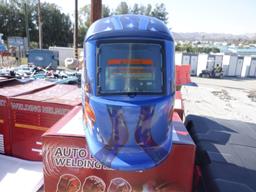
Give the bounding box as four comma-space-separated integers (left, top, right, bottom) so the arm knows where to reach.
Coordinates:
174, 91, 184, 120
0, 80, 54, 155
10, 84, 81, 160
175, 65, 191, 86
43, 107, 195, 192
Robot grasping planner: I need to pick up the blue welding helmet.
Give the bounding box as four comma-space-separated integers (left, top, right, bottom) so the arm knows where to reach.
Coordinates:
82, 14, 175, 171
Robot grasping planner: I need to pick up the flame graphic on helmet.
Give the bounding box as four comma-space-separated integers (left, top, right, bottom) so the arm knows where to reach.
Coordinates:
94, 106, 129, 167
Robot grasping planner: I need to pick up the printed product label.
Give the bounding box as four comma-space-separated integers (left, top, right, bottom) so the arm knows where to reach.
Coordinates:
53, 147, 111, 170
56, 174, 132, 192
11, 102, 69, 115
43, 144, 190, 192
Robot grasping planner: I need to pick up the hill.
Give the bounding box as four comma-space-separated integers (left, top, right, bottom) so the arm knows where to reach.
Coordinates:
173, 32, 256, 41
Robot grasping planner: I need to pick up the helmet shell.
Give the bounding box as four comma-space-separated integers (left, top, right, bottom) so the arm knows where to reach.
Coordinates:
82, 14, 175, 171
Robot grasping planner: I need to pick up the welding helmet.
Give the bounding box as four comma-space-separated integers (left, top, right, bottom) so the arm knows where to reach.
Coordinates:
82, 14, 175, 171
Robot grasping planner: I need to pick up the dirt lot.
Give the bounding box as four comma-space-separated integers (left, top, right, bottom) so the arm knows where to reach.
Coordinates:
181, 77, 256, 124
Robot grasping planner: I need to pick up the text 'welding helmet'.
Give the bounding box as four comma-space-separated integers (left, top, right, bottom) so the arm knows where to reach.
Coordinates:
82, 14, 175, 171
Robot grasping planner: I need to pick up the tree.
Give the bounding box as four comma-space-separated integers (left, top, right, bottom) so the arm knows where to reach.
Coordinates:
78, 5, 90, 45
145, 4, 152, 16
0, 2, 170, 48
115, 2, 129, 15
0, 0, 73, 48
175, 43, 220, 53
102, 4, 111, 18
1, 0, 39, 44
130, 4, 152, 16
17, 0, 38, 46
151, 3, 168, 24
118, 3, 168, 24
78, 4, 111, 45
36, 3, 73, 48
0, 3, 24, 39
131, 3, 140, 14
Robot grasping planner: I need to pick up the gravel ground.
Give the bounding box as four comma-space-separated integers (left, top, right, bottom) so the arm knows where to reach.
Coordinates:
181, 77, 256, 124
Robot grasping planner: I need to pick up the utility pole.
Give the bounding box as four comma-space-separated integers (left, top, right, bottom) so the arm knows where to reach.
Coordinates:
25, 3, 30, 49
74, 0, 78, 59
91, 0, 102, 24
38, 0, 42, 49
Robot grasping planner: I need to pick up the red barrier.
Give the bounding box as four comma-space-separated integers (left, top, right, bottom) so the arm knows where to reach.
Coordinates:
176, 65, 191, 86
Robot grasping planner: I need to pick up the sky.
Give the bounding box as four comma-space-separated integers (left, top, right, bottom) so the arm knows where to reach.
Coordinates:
41, 0, 256, 34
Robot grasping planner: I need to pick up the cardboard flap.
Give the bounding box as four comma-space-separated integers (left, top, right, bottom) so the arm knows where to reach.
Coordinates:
0, 155, 43, 192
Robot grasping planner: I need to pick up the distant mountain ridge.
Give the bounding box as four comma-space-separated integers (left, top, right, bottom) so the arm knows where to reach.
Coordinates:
173, 32, 256, 41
